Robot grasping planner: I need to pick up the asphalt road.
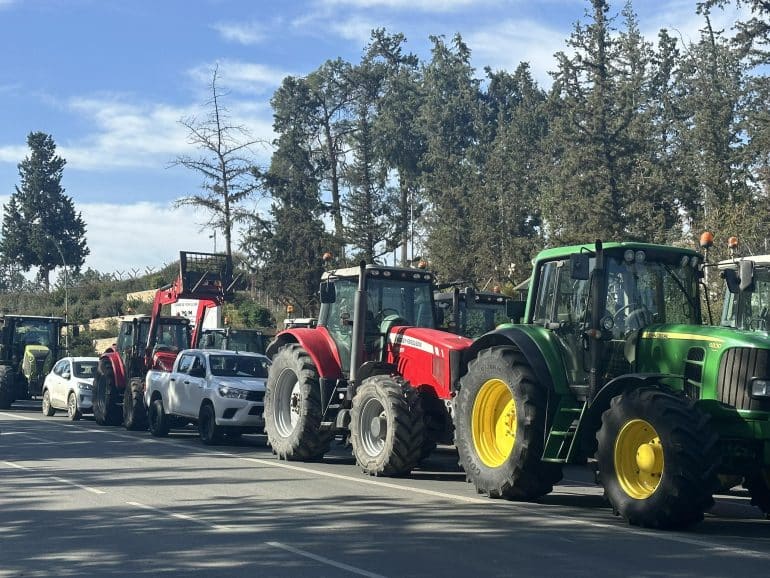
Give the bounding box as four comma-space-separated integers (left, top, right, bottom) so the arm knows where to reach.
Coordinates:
2, 400, 770, 578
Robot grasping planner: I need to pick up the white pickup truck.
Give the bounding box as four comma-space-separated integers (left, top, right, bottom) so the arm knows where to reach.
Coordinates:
144, 349, 270, 444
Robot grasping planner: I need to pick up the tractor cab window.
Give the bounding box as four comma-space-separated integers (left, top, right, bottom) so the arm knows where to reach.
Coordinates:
366, 278, 435, 330
14, 320, 55, 350
320, 278, 357, 370
532, 260, 590, 327
157, 322, 191, 351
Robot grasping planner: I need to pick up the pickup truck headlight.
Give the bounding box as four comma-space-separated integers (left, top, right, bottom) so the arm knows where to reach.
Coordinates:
218, 386, 250, 399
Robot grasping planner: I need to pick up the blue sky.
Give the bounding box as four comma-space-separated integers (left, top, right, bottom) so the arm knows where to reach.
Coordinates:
0, 0, 747, 275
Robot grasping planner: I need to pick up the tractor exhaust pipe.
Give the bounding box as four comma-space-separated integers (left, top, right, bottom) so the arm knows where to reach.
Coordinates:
348, 260, 368, 400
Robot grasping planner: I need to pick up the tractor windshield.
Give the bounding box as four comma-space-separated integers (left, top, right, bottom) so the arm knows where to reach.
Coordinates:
721, 265, 770, 331
15, 320, 56, 350
604, 254, 700, 339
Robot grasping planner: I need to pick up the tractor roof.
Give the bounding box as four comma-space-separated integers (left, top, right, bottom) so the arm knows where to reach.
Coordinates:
118, 314, 189, 324
322, 264, 434, 283
534, 241, 700, 263
718, 254, 770, 270
0, 314, 65, 322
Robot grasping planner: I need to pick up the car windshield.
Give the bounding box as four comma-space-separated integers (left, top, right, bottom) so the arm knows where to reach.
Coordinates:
73, 361, 98, 378
209, 355, 270, 378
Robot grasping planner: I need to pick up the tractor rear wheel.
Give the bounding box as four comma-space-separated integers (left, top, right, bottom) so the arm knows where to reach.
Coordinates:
596, 386, 718, 529
455, 346, 562, 499
743, 469, 770, 517
264, 344, 332, 461
94, 360, 122, 426
0, 366, 14, 409
350, 375, 424, 477
123, 378, 147, 431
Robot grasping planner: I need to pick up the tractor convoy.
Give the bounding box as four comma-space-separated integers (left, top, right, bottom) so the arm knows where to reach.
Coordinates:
9, 238, 770, 530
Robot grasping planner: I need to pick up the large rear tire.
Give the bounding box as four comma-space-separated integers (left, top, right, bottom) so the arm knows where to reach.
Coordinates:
94, 360, 122, 426
350, 374, 424, 477
264, 344, 332, 461
455, 346, 562, 499
596, 387, 718, 529
123, 377, 147, 431
743, 468, 770, 517
0, 366, 14, 409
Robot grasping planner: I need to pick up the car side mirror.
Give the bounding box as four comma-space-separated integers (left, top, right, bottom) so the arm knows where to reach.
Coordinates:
320, 281, 336, 304
189, 366, 206, 378
62, 371, 70, 379
571, 254, 590, 280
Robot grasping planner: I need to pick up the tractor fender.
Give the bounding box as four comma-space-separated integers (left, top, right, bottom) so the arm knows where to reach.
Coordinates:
266, 327, 343, 380
100, 350, 127, 391
464, 326, 567, 394
576, 373, 678, 452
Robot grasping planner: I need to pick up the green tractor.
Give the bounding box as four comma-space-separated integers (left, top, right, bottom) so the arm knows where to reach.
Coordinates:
0, 314, 70, 409
454, 240, 770, 528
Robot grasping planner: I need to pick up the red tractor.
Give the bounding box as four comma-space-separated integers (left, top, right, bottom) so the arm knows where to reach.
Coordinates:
93, 251, 236, 429
264, 262, 472, 476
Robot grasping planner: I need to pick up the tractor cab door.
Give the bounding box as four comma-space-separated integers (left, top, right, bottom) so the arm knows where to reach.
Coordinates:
532, 259, 592, 390
319, 278, 358, 373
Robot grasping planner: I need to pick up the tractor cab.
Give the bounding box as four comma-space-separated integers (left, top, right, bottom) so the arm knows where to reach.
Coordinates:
114, 315, 191, 375
318, 264, 436, 373
527, 243, 702, 397
434, 286, 514, 338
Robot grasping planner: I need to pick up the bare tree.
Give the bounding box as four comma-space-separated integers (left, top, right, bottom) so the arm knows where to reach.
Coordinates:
173, 65, 261, 258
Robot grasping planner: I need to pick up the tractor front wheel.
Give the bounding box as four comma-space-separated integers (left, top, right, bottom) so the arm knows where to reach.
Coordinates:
123, 378, 147, 431
350, 375, 424, 477
596, 387, 718, 529
93, 361, 122, 426
744, 469, 770, 517
455, 346, 562, 499
264, 344, 332, 461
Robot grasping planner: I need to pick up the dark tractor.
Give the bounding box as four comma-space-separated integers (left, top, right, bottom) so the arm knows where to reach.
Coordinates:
0, 315, 70, 409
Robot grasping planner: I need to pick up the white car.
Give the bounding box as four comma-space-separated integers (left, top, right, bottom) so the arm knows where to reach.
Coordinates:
41, 357, 99, 420
145, 349, 270, 444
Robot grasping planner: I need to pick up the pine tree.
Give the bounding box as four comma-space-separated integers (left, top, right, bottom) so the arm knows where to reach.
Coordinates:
0, 132, 88, 291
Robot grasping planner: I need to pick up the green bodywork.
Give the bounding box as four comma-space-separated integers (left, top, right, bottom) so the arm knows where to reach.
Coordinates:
477, 242, 770, 475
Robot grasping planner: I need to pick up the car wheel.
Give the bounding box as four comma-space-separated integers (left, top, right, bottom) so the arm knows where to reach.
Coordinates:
67, 392, 82, 421
42, 389, 55, 417
198, 403, 222, 445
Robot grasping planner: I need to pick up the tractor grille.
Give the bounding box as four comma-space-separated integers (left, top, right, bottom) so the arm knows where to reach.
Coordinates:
717, 348, 770, 412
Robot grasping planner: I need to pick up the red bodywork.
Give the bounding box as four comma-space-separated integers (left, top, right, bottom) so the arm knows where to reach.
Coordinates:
272, 325, 472, 400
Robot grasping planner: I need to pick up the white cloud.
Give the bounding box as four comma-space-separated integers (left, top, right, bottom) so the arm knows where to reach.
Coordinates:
328, 15, 381, 43
0, 0, 16, 8
0, 144, 28, 165
212, 21, 267, 45
188, 59, 290, 95
639, 0, 751, 46
466, 19, 567, 87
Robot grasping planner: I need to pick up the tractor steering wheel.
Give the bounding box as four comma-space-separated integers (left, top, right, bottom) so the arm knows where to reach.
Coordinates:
374, 308, 400, 326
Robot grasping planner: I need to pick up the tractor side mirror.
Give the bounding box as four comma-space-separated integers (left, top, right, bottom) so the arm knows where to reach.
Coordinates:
320, 281, 336, 304
464, 288, 477, 308
506, 300, 526, 323
740, 260, 755, 292
570, 253, 590, 280
722, 269, 740, 294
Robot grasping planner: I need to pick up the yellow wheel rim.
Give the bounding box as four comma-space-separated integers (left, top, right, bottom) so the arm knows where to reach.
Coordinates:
614, 418, 664, 499
472, 378, 516, 468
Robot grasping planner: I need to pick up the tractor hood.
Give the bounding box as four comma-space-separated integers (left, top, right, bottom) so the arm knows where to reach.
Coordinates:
638, 323, 770, 351
22, 345, 53, 382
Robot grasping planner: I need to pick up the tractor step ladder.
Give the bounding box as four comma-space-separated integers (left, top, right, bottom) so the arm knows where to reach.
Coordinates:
543, 402, 585, 462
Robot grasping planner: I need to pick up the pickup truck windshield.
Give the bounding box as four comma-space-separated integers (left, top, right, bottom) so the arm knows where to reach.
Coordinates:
209, 355, 270, 378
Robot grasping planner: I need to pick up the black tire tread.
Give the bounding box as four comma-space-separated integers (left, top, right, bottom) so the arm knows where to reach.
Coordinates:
0, 366, 15, 409
123, 377, 148, 431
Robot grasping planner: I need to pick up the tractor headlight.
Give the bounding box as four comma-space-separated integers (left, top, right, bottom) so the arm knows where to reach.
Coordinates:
218, 386, 250, 399
750, 378, 770, 398
601, 316, 615, 331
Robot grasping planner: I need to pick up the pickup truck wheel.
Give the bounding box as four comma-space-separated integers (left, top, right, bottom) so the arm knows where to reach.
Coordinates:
42, 389, 55, 417
67, 392, 82, 421
199, 403, 222, 445
148, 399, 170, 437
264, 344, 332, 461
123, 378, 148, 431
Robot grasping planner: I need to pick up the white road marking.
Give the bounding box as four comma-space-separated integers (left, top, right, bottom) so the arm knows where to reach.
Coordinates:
126, 501, 386, 577
266, 540, 387, 578
0, 412, 38, 420
2, 461, 105, 494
